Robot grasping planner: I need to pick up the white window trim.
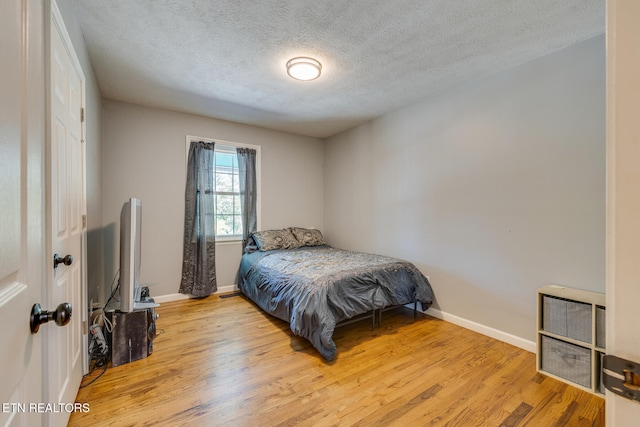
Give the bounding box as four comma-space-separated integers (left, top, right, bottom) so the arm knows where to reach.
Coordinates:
185, 135, 262, 242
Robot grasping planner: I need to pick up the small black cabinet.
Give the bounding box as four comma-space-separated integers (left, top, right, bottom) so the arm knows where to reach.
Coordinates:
106, 308, 157, 367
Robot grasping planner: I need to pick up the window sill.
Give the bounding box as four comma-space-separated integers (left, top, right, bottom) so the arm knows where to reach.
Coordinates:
215, 238, 242, 246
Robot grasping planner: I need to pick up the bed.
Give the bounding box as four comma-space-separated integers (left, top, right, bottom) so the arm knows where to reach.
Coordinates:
237, 227, 434, 361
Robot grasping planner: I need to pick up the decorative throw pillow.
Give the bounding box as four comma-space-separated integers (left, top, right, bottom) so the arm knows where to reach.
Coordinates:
290, 227, 326, 247
251, 229, 302, 251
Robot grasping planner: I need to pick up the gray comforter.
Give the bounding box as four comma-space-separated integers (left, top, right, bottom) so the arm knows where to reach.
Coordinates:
237, 245, 434, 361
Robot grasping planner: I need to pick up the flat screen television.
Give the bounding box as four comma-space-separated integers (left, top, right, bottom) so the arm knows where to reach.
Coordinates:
119, 198, 158, 312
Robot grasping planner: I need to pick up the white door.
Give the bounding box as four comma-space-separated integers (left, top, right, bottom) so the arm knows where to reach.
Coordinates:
606, 0, 640, 425
44, 2, 87, 426
0, 0, 45, 426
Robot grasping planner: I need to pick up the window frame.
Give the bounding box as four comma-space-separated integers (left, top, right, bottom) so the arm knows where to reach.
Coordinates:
185, 135, 261, 243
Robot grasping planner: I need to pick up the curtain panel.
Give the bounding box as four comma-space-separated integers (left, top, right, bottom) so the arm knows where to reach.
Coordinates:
179, 141, 217, 296
237, 147, 257, 250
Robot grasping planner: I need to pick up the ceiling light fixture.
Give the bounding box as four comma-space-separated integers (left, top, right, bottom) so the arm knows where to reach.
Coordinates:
286, 57, 322, 81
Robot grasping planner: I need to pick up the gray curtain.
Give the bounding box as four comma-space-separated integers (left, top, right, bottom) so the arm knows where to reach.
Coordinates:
237, 147, 257, 249
179, 141, 217, 296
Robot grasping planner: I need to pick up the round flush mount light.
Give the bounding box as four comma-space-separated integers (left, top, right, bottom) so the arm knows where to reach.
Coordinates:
286, 57, 322, 81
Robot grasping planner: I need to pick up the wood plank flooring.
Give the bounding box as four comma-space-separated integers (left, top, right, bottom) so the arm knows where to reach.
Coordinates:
69, 294, 604, 426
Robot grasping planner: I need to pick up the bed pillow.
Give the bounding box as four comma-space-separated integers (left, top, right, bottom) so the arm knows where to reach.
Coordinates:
251, 229, 302, 251
290, 227, 326, 247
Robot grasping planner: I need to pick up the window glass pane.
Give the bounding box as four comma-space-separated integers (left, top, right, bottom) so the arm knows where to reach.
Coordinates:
216, 215, 234, 236
233, 173, 239, 191
216, 172, 234, 192
234, 215, 243, 236
216, 195, 235, 215
234, 196, 242, 213
215, 152, 234, 169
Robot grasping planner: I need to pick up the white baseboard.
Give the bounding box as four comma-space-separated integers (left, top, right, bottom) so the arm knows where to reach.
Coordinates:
152, 285, 239, 304
215, 284, 238, 294
152, 293, 189, 303
415, 305, 536, 353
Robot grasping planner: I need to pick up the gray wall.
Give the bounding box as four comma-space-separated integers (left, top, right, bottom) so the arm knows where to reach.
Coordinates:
102, 101, 324, 298
56, 0, 104, 304
323, 35, 605, 342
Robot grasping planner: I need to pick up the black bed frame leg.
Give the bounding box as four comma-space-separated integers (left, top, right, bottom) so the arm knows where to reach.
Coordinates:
414, 299, 417, 319
371, 309, 375, 331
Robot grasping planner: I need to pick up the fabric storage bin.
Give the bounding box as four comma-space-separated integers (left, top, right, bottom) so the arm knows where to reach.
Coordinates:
598, 352, 605, 394
596, 306, 605, 349
542, 295, 592, 343
541, 335, 591, 388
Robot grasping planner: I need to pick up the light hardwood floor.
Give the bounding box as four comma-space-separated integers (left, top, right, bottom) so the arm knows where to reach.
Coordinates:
70, 294, 604, 426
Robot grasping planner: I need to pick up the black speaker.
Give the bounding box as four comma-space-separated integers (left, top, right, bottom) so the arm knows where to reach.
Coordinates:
108, 310, 149, 367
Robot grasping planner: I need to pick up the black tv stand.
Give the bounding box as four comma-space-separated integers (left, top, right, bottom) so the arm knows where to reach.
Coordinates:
106, 305, 158, 367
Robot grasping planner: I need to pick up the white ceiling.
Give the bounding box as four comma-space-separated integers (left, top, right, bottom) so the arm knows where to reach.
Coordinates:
73, 0, 604, 139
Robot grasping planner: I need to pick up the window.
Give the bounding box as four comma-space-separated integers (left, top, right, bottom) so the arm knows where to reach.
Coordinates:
186, 136, 260, 241
213, 145, 242, 238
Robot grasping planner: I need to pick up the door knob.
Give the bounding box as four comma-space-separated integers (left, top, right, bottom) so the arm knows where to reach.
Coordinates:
53, 253, 73, 269
30, 302, 72, 334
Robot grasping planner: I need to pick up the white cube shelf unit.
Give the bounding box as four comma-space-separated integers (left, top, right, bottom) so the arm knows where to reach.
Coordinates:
537, 285, 605, 396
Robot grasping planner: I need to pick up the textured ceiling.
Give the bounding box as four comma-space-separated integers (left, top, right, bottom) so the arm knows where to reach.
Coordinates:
73, 0, 604, 138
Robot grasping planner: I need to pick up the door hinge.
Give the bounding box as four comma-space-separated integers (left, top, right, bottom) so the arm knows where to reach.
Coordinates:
80, 107, 85, 123
603, 355, 640, 402
82, 214, 87, 229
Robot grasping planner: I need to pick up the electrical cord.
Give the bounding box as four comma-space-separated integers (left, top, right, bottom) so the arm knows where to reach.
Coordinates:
93, 270, 120, 333
81, 270, 120, 388
92, 308, 113, 334
79, 355, 108, 388
104, 270, 121, 308
81, 325, 109, 388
